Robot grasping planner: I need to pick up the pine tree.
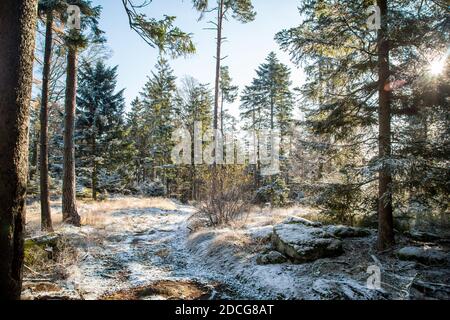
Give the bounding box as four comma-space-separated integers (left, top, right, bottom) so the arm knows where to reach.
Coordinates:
276, 0, 449, 249
139, 57, 178, 184
174, 77, 213, 200
193, 1, 256, 188
219, 66, 239, 135
127, 97, 147, 185
62, 0, 104, 225
37, 0, 67, 231
240, 52, 294, 191
121, 0, 195, 57
0, 0, 38, 300
76, 61, 126, 200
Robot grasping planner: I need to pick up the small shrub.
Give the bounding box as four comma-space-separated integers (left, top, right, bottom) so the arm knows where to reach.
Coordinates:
195, 168, 253, 227
139, 181, 167, 197
255, 178, 290, 207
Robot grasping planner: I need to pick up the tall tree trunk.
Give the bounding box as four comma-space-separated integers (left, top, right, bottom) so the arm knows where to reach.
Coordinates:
91, 133, 97, 201
62, 46, 81, 226
211, 0, 225, 192
214, 0, 224, 134
30, 128, 39, 180
0, 0, 38, 300
40, 10, 54, 232
377, 0, 395, 250
220, 91, 224, 135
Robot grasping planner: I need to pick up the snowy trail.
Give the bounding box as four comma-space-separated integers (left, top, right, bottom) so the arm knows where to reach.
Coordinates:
63, 203, 238, 300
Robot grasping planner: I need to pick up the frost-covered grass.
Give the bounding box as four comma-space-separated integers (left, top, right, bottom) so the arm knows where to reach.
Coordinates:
23, 196, 450, 300
26, 197, 177, 237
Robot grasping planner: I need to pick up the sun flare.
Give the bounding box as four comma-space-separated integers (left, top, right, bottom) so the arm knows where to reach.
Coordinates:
429, 57, 446, 76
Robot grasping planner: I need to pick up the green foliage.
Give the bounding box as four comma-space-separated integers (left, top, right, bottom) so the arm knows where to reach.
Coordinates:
127, 57, 179, 189
64, 0, 105, 50
240, 52, 294, 132
276, 0, 449, 227
255, 178, 290, 207
76, 60, 130, 196
139, 181, 167, 197
122, 0, 195, 57
193, 0, 256, 23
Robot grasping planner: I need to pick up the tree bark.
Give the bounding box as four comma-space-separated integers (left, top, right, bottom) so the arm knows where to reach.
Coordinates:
62, 46, 81, 226
220, 90, 225, 136
0, 0, 38, 299
92, 132, 97, 200
211, 0, 225, 193
30, 127, 39, 180
214, 0, 224, 134
40, 10, 54, 232
377, 0, 395, 250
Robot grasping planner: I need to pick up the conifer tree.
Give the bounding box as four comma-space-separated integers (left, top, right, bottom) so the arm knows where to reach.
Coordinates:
276, 0, 449, 249
219, 66, 239, 135
62, 0, 104, 225
0, 0, 38, 300
144, 57, 177, 178
76, 61, 126, 200
240, 52, 294, 190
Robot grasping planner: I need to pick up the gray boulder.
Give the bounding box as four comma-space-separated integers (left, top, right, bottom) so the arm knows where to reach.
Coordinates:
256, 251, 288, 265
397, 246, 449, 265
283, 216, 322, 227
405, 231, 442, 242
312, 278, 386, 300
324, 225, 371, 238
272, 220, 343, 263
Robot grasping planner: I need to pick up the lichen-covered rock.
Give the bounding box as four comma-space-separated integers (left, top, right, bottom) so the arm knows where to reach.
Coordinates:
272, 222, 343, 263
397, 246, 449, 265
25, 234, 60, 248
247, 226, 273, 243
405, 231, 442, 242
324, 225, 371, 238
312, 278, 386, 300
282, 216, 322, 227
256, 251, 288, 265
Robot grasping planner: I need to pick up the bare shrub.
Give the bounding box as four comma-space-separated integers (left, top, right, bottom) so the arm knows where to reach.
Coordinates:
195, 168, 253, 227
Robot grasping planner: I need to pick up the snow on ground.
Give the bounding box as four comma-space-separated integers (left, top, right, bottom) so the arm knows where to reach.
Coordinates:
23, 197, 450, 300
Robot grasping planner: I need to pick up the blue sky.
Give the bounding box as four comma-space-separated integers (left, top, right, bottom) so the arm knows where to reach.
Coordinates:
95, 0, 305, 116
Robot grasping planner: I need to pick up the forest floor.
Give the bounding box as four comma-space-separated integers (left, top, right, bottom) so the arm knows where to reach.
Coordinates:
22, 197, 450, 300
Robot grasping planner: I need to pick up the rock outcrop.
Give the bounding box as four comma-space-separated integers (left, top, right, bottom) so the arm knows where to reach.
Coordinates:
312, 278, 386, 300
272, 218, 343, 263
324, 225, 371, 238
397, 246, 449, 265
256, 251, 288, 265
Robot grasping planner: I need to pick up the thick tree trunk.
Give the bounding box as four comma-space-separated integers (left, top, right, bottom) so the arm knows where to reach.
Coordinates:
0, 0, 38, 299
62, 47, 81, 226
377, 0, 395, 250
40, 11, 54, 232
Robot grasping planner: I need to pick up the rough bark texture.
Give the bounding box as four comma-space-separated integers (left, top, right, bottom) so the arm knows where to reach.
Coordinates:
62, 47, 81, 226
0, 0, 38, 300
211, 0, 225, 193
377, 0, 395, 250
40, 11, 54, 232
91, 129, 98, 201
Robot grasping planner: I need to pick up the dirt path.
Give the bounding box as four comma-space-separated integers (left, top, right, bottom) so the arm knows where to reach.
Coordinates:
25, 201, 239, 300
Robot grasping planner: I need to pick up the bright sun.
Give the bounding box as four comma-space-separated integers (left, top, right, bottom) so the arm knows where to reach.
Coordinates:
429, 57, 446, 76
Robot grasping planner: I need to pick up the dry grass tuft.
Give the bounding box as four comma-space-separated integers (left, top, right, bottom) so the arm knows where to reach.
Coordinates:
24, 235, 80, 281
26, 197, 178, 235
